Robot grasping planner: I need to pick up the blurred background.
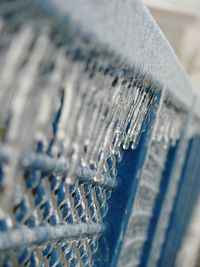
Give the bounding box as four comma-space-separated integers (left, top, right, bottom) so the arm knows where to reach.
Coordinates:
145, 0, 200, 94
144, 1, 200, 266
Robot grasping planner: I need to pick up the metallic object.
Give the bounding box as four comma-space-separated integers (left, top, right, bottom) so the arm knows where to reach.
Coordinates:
0, 1, 199, 266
